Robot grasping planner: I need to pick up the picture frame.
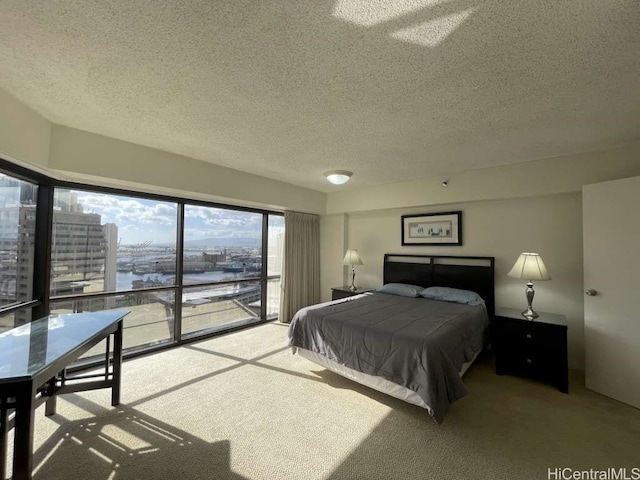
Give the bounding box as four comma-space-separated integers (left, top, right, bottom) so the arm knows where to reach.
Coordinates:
401, 211, 462, 246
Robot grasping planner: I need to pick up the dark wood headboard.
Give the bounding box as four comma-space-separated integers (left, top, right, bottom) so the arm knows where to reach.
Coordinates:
383, 254, 495, 319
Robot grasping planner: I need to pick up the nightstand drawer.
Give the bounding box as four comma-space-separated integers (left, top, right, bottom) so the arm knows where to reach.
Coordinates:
499, 320, 565, 351
499, 320, 537, 346
499, 349, 559, 377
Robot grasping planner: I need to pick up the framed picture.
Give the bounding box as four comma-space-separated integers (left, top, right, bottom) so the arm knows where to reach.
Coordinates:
401, 211, 462, 246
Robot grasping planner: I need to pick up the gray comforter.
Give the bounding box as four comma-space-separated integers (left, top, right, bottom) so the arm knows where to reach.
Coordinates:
287, 292, 489, 423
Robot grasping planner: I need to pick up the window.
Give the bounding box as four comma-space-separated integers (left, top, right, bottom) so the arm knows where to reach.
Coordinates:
181, 282, 260, 338
50, 188, 178, 352
181, 205, 263, 337
182, 205, 262, 285
50, 291, 175, 355
51, 189, 178, 295
1, 159, 283, 361
266, 215, 285, 319
0, 172, 38, 329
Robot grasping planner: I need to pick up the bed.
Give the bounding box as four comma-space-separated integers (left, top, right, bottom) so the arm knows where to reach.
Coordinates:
287, 254, 495, 423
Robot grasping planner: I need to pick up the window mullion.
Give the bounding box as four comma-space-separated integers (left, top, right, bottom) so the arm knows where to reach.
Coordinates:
174, 203, 185, 342
32, 183, 53, 319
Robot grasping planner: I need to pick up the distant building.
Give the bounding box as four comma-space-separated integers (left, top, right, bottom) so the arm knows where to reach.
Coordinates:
50, 194, 113, 312
0, 190, 119, 326
203, 250, 226, 266
50, 210, 105, 281
0, 206, 36, 325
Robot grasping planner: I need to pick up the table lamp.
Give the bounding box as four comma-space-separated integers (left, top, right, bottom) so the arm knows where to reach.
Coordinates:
343, 249, 364, 291
507, 252, 551, 320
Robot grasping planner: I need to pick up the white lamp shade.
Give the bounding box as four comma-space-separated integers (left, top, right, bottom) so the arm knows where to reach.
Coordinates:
507, 252, 551, 281
342, 249, 363, 266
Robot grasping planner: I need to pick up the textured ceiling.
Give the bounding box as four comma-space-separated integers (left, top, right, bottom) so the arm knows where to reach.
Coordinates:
0, 0, 639, 192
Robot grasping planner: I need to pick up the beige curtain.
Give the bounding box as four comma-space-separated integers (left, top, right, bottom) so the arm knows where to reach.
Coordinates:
279, 211, 320, 323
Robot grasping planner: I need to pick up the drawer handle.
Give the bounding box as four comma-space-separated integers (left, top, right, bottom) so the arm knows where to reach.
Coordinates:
526, 358, 532, 364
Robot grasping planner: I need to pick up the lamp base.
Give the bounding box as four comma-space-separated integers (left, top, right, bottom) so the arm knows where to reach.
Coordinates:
521, 307, 539, 320
349, 267, 357, 291
521, 281, 539, 320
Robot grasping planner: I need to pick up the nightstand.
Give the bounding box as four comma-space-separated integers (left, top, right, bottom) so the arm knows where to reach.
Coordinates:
331, 286, 373, 301
494, 307, 568, 393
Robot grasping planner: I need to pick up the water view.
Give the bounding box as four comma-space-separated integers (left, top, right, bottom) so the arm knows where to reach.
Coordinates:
116, 269, 257, 291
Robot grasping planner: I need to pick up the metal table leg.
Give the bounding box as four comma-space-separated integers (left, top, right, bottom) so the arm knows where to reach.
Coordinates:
112, 320, 123, 406
12, 382, 37, 480
0, 395, 8, 480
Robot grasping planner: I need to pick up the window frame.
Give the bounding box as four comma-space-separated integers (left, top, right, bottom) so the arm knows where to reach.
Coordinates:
0, 159, 52, 320
0, 157, 284, 362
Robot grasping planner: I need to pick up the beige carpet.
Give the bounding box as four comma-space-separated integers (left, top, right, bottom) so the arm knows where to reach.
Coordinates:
8, 321, 640, 480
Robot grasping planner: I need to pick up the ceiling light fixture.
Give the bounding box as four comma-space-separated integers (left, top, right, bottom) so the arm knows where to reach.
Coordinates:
324, 170, 353, 185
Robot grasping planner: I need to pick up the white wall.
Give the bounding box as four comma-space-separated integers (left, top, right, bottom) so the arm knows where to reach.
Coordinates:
322, 193, 584, 369
48, 125, 325, 214
0, 88, 51, 169
327, 142, 640, 214
320, 214, 348, 302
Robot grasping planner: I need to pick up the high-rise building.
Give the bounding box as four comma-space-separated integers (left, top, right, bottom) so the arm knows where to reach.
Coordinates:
0, 205, 37, 325
49, 193, 109, 312
50, 210, 106, 289
0, 189, 119, 325
0, 179, 37, 327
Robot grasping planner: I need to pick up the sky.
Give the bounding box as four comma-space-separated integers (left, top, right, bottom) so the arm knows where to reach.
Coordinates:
70, 190, 266, 245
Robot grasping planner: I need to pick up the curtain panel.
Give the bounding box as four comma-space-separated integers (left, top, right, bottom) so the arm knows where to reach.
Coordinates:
279, 211, 320, 323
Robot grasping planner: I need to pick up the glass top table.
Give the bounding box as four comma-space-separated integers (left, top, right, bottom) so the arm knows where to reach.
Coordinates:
0, 309, 129, 480
0, 310, 129, 383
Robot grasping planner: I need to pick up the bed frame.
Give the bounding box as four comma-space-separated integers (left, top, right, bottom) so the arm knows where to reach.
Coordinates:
383, 254, 495, 320
294, 254, 496, 417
